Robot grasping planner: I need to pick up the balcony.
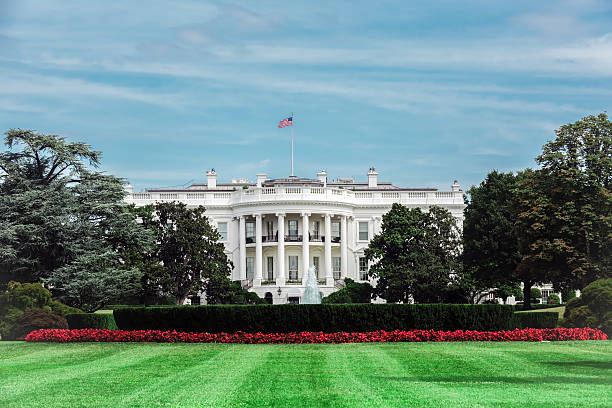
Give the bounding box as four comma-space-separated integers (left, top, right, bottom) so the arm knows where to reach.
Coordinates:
284, 234, 303, 242
262, 234, 277, 243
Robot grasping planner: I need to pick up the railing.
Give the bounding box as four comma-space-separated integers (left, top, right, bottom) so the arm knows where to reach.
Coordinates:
284, 235, 303, 242
262, 235, 277, 243
126, 186, 464, 206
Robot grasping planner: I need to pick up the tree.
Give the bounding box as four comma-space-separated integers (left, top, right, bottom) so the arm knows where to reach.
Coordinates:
562, 278, 612, 335
365, 204, 462, 303
139, 202, 233, 305
322, 278, 373, 304
514, 113, 612, 308
0, 130, 154, 310
463, 171, 522, 302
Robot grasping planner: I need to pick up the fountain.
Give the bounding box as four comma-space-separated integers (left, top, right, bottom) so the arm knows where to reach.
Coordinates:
302, 265, 321, 304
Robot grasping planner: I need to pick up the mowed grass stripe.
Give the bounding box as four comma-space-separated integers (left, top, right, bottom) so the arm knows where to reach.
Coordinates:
0, 343, 180, 406
0, 341, 610, 408
228, 344, 348, 408
382, 342, 612, 407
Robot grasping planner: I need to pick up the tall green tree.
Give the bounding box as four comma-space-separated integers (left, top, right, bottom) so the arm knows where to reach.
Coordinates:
365, 204, 462, 303
138, 202, 233, 305
0, 130, 153, 310
515, 113, 612, 308
463, 171, 522, 303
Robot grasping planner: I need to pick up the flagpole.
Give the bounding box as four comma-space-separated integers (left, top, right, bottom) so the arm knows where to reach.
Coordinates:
290, 112, 294, 177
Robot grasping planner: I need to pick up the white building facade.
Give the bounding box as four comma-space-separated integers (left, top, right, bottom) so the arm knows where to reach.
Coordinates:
125, 168, 466, 304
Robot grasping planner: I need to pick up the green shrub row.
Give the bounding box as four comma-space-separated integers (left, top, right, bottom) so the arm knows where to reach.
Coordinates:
511, 312, 559, 329
114, 304, 518, 333
66, 313, 118, 330
514, 304, 561, 311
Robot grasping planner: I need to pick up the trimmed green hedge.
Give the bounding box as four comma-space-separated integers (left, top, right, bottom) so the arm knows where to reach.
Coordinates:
66, 313, 118, 330
511, 312, 558, 329
514, 304, 561, 311
114, 304, 517, 333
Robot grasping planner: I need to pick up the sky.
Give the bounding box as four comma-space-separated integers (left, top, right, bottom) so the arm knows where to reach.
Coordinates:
0, 0, 611, 192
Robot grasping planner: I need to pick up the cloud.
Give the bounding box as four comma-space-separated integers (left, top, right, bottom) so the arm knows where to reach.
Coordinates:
0, 71, 185, 108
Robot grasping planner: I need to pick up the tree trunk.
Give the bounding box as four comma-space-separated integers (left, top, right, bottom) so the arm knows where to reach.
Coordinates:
522, 280, 532, 310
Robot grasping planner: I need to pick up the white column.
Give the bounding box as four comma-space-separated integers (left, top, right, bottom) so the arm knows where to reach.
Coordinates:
324, 213, 333, 285
254, 213, 262, 285
302, 212, 310, 284
341, 215, 348, 279
239, 216, 246, 281
276, 213, 285, 285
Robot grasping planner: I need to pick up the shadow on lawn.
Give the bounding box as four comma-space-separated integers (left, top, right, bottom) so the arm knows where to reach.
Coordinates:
541, 361, 612, 370
378, 376, 612, 385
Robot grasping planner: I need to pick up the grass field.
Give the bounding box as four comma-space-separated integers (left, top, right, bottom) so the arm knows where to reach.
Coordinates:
1, 341, 610, 408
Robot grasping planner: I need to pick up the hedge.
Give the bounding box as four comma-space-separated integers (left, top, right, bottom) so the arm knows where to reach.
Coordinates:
113, 304, 519, 333
66, 313, 118, 330
511, 312, 558, 329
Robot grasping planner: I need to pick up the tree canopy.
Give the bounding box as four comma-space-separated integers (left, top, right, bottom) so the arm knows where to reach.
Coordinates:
514, 113, 612, 307
137, 202, 234, 305
365, 204, 462, 303
0, 129, 153, 310
463, 171, 522, 302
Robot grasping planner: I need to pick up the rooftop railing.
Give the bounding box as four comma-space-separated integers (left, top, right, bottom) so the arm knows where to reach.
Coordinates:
126, 186, 464, 207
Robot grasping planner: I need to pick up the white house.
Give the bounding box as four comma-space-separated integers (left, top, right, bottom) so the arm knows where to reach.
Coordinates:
125, 168, 466, 304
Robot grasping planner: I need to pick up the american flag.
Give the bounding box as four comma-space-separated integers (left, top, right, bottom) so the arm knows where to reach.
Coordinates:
278, 116, 293, 128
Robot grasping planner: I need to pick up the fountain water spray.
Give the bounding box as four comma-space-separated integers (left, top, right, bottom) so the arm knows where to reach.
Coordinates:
302, 265, 321, 304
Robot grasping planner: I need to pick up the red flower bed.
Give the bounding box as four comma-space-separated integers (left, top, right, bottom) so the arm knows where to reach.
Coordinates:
25, 328, 606, 343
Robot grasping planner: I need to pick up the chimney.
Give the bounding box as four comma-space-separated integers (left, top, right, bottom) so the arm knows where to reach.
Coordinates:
256, 173, 267, 187
368, 167, 378, 188
206, 168, 217, 189
317, 169, 327, 186
451, 180, 461, 192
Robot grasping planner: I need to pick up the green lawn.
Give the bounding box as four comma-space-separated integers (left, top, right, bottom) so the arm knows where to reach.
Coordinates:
0, 341, 610, 408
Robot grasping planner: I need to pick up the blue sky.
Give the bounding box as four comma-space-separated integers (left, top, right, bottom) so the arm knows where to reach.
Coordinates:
0, 1, 611, 192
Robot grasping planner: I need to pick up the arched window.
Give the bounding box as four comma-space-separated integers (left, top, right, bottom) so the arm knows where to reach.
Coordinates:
264, 292, 273, 304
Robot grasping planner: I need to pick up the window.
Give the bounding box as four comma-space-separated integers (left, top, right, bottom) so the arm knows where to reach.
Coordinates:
217, 222, 227, 241
359, 257, 368, 280
358, 222, 369, 241
331, 222, 340, 239
288, 296, 300, 304
289, 256, 298, 280
189, 295, 201, 305
267, 257, 274, 280
246, 257, 254, 280
333, 257, 341, 280
246, 222, 255, 238
266, 221, 274, 240
288, 220, 298, 237
313, 256, 319, 278
312, 221, 320, 239
264, 292, 273, 304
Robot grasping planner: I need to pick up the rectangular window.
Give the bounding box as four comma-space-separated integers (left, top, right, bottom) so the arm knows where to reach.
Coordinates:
312, 221, 320, 239
266, 221, 274, 240
313, 256, 319, 278
267, 257, 274, 280
246, 222, 255, 238
288, 220, 298, 237
289, 256, 298, 280
358, 222, 369, 241
246, 257, 254, 280
331, 221, 340, 238
333, 257, 341, 280
359, 257, 368, 280
217, 222, 228, 241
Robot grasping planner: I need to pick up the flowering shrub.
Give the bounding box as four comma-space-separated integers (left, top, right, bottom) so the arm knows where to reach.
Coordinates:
25, 327, 607, 344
